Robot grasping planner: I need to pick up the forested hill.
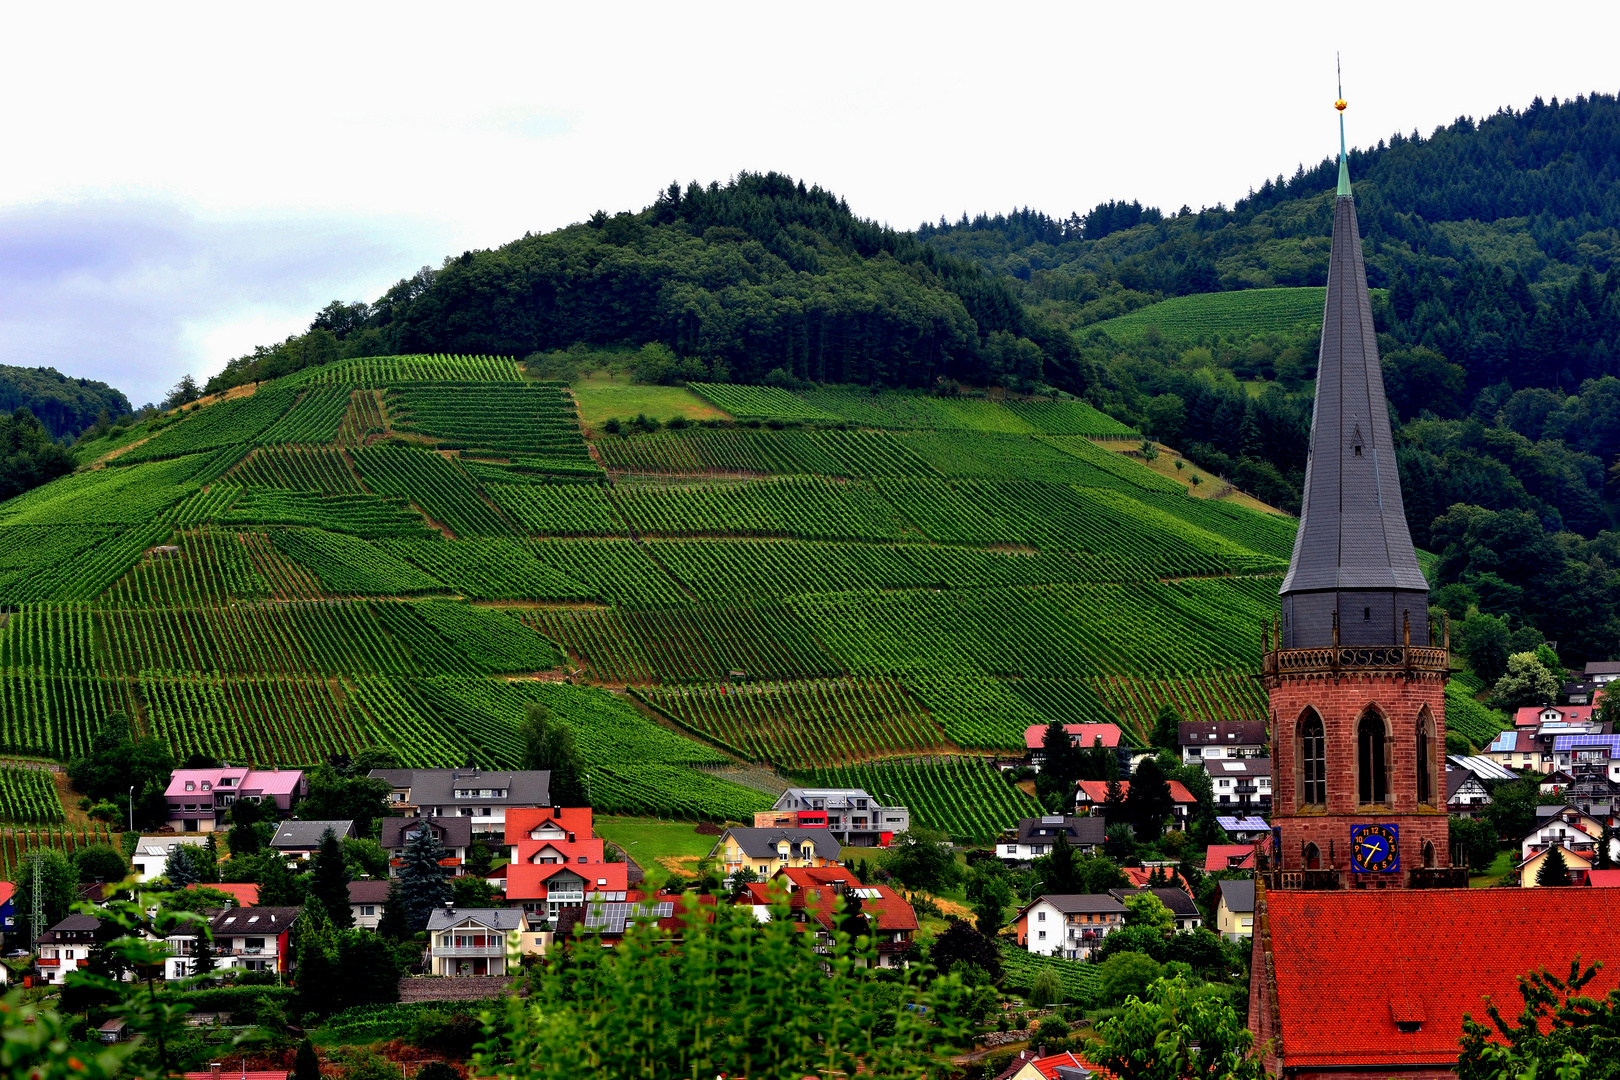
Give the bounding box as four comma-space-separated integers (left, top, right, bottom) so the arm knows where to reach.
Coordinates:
920, 91, 1620, 339
206, 173, 1077, 396
0, 365, 131, 441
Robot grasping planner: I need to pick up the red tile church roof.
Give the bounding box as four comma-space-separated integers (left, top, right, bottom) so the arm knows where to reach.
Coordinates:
1266, 888, 1620, 1069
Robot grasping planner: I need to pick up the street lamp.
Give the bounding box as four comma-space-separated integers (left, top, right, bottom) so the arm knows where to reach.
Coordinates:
584, 774, 591, 806
128, 785, 134, 834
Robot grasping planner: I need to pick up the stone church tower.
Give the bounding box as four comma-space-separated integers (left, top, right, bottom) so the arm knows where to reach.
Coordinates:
1261, 95, 1456, 887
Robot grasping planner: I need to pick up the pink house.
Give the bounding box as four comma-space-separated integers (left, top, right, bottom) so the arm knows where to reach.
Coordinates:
165, 767, 306, 832
1023, 723, 1122, 771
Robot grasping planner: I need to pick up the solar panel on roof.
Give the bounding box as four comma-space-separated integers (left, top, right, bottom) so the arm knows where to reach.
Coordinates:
852, 888, 883, 899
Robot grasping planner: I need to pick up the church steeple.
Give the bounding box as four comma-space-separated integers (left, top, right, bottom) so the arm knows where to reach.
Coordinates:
1278, 84, 1429, 649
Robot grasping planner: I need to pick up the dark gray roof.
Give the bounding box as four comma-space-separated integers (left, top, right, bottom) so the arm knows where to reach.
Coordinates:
718, 827, 843, 860
1109, 887, 1200, 918
348, 880, 391, 903
426, 906, 525, 932
1011, 816, 1106, 847
1446, 769, 1485, 799
1586, 662, 1620, 675
1206, 758, 1271, 778
210, 907, 302, 935
1029, 893, 1127, 915
1279, 190, 1428, 648
38, 914, 107, 941
1178, 722, 1267, 746
270, 820, 355, 849
380, 815, 472, 850
368, 767, 551, 807
1216, 879, 1255, 913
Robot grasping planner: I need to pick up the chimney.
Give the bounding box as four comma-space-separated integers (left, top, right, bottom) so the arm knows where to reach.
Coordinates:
210, 1064, 222, 1080
444, 901, 455, 914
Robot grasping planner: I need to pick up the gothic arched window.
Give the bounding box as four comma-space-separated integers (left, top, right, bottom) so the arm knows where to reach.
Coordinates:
1303, 842, 1321, 870
1298, 709, 1326, 807
1358, 711, 1389, 805
1422, 841, 1436, 869
1416, 708, 1436, 806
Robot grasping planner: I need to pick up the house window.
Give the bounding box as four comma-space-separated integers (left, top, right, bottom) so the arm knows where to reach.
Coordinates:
184, 782, 195, 792
1037, 930, 1046, 941
1358, 711, 1389, 805
1037, 911, 1046, 922
1298, 709, 1326, 806
362, 906, 375, 917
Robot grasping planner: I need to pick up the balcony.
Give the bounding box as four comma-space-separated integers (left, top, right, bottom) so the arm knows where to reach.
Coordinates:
435, 945, 505, 958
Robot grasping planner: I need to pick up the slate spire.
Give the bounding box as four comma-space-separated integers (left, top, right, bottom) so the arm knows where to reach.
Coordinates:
1278, 89, 1429, 649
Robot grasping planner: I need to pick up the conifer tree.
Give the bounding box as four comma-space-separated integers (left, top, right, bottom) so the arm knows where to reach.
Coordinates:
193, 919, 217, 977
375, 875, 411, 941
292, 1038, 321, 1080
309, 828, 354, 929
1537, 845, 1571, 888
399, 825, 452, 931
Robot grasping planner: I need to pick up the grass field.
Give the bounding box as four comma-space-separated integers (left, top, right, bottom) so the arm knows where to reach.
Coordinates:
1090, 286, 1389, 344
571, 373, 732, 431
594, 815, 723, 885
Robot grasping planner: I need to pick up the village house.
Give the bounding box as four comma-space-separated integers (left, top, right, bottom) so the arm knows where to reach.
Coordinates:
505, 805, 602, 866
994, 1049, 1105, 1080
1515, 704, 1599, 730
1520, 805, 1610, 863
1205, 758, 1272, 811
1012, 893, 1126, 960
1071, 779, 1198, 829
368, 767, 552, 839
163, 766, 305, 833
736, 867, 918, 968
508, 862, 630, 925
426, 905, 527, 976
758, 787, 909, 847
270, 820, 355, 861
380, 815, 471, 875
1203, 844, 1256, 873
36, 915, 123, 985
1553, 733, 1620, 784
709, 826, 842, 877
1516, 845, 1595, 887
1484, 729, 1554, 773
206, 906, 300, 976
1214, 816, 1271, 842
1178, 720, 1267, 766
130, 834, 212, 883
1213, 879, 1255, 942
998, 815, 1105, 862
1446, 768, 1492, 818
348, 880, 389, 931
1109, 886, 1202, 931
1022, 723, 1123, 772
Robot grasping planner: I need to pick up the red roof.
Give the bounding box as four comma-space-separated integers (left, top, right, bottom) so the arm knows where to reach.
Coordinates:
1026, 1051, 1108, 1079
1075, 779, 1197, 805
506, 861, 628, 901
1023, 723, 1123, 751
1203, 844, 1256, 872
189, 882, 259, 906
1120, 866, 1193, 895
1266, 888, 1620, 1068
183, 1073, 287, 1080
505, 806, 594, 848
1588, 869, 1620, 887
0, 881, 14, 908
773, 867, 919, 934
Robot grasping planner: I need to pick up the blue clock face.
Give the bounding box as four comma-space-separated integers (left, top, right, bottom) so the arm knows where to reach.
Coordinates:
1351, 824, 1400, 873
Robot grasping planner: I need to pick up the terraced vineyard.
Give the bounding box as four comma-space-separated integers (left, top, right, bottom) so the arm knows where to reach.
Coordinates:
0, 354, 1293, 827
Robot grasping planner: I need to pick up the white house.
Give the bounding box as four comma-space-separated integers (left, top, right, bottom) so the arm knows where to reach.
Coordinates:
998, 815, 1105, 862
349, 880, 390, 931
1179, 721, 1267, 765
1011, 894, 1126, 960
130, 834, 212, 883
1520, 806, 1614, 863
36, 916, 122, 985
1446, 769, 1493, 818
1206, 758, 1272, 812
426, 905, 528, 977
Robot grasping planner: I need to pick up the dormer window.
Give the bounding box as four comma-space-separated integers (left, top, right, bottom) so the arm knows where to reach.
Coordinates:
1354, 444, 1363, 457
184, 782, 195, 792
201, 782, 212, 791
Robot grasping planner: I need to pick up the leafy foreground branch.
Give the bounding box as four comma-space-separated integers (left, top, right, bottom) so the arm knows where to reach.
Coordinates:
476, 892, 972, 1080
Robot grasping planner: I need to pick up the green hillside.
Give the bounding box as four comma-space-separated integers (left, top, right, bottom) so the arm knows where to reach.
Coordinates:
0, 355, 1291, 838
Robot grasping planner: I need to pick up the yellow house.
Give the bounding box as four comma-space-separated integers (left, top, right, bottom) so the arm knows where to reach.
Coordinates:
1214, 879, 1255, 942
710, 827, 842, 876
1518, 845, 1594, 887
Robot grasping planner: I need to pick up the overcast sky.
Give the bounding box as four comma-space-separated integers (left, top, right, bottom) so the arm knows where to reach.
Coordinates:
4, 1, 1619, 406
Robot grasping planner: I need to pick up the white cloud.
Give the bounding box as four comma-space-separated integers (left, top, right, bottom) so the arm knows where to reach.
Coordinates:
1, 0, 1617, 400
